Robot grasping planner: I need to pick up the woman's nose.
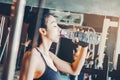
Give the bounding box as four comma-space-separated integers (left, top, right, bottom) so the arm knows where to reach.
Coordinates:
58, 25, 62, 32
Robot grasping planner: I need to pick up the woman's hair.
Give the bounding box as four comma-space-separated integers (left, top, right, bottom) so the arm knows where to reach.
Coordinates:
40, 8, 51, 28
38, 8, 52, 45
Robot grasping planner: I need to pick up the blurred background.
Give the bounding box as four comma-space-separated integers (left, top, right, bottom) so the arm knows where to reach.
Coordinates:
0, 0, 120, 80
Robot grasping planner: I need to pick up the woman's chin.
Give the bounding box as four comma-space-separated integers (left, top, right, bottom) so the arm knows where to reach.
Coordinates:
54, 39, 59, 43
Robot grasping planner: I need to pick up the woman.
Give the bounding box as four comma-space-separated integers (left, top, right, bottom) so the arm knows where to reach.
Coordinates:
20, 11, 88, 80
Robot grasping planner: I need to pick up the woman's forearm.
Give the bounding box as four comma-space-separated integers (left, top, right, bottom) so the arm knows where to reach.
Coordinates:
72, 46, 88, 75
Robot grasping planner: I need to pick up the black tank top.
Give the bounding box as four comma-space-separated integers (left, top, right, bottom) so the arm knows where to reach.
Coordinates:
34, 48, 61, 80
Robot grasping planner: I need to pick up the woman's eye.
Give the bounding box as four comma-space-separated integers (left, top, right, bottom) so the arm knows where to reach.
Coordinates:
54, 25, 57, 27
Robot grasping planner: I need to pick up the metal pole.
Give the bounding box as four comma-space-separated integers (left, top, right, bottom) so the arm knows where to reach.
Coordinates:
32, 0, 44, 48
2, 0, 26, 80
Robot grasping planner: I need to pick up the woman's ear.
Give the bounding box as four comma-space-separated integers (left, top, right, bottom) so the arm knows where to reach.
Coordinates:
39, 28, 47, 35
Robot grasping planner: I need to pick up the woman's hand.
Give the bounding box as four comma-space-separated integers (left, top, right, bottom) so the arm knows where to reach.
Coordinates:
73, 37, 89, 48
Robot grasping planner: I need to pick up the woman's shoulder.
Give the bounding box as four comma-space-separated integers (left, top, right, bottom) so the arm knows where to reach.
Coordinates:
31, 48, 40, 55
23, 48, 40, 62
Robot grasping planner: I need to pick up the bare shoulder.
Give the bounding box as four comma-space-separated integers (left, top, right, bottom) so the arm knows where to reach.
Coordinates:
22, 50, 31, 61
20, 48, 46, 79
21, 48, 39, 67
22, 48, 45, 67
25, 48, 46, 71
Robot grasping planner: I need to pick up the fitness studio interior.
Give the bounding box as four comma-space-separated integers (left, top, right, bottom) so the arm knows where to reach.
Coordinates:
0, 0, 120, 80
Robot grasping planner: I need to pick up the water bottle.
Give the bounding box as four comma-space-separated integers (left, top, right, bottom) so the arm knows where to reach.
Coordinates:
60, 29, 101, 45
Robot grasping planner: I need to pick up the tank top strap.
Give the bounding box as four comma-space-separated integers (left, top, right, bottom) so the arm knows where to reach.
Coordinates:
35, 48, 47, 65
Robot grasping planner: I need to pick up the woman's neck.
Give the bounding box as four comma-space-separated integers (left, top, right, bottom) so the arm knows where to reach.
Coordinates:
39, 38, 52, 55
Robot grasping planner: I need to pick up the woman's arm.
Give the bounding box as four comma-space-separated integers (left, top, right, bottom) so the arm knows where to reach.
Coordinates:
71, 46, 88, 75
50, 46, 88, 75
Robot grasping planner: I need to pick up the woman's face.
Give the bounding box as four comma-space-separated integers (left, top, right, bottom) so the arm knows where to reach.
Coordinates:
45, 15, 61, 43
